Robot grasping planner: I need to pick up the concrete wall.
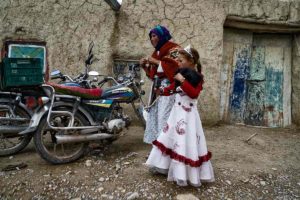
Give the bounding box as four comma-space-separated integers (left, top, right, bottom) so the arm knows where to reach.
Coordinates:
0, 0, 299, 124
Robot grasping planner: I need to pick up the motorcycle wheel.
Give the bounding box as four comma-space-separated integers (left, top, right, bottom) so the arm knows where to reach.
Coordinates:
0, 104, 32, 156
34, 108, 89, 164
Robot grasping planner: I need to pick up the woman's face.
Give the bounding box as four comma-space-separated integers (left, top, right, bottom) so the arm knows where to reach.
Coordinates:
150, 33, 159, 48
176, 54, 194, 68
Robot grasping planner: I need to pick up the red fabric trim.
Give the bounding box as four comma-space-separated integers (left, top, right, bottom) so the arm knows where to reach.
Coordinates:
152, 140, 212, 167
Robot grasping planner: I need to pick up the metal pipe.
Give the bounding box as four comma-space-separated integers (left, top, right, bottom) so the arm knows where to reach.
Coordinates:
0, 117, 30, 122
55, 133, 114, 144
0, 125, 27, 135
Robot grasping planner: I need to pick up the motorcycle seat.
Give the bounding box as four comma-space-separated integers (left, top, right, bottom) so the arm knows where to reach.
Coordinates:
46, 82, 102, 99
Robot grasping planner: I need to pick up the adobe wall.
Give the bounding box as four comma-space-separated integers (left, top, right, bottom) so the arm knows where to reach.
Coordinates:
0, 0, 299, 124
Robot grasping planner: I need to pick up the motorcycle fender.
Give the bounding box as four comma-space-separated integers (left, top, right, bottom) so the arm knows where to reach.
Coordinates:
19, 102, 95, 135
0, 98, 33, 116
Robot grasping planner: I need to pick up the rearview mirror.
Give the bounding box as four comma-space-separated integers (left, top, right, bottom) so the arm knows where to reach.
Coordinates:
88, 71, 99, 76
50, 70, 62, 79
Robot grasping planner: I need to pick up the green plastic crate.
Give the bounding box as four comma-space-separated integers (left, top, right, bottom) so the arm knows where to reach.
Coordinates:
0, 57, 44, 90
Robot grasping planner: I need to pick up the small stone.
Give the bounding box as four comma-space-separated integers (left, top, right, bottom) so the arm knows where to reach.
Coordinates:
85, 160, 92, 167
243, 179, 249, 183
225, 180, 232, 185
176, 194, 199, 200
66, 171, 73, 175
97, 187, 104, 193
99, 177, 105, 182
127, 192, 139, 200
260, 181, 266, 186
271, 168, 277, 171
207, 189, 212, 193
124, 162, 131, 165
9, 156, 13, 159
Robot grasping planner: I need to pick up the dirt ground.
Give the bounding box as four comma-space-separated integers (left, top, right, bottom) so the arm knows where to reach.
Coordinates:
0, 123, 299, 200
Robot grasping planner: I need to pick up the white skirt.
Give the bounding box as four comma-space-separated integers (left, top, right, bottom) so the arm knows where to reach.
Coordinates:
146, 93, 215, 187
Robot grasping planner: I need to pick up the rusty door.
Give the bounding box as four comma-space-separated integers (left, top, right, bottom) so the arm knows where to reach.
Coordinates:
223, 29, 292, 127
244, 34, 291, 127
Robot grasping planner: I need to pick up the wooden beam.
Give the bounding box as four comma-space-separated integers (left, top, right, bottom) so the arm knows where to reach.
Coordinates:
225, 16, 300, 33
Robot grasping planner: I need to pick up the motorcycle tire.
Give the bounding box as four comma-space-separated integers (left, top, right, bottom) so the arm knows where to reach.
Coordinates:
0, 104, 32, 156
34, 108, 89, 164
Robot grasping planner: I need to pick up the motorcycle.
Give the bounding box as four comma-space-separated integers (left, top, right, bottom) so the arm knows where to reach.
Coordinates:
0, 91, 33, 156
20, 42, 146, 164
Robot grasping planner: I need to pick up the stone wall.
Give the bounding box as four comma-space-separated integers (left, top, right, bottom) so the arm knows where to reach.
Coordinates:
0, 0, 299, 124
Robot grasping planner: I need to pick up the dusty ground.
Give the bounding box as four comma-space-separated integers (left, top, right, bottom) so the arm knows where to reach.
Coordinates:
0, 123, 299, 200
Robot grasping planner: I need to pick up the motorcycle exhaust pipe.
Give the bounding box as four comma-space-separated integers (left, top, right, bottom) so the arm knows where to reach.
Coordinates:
55, 133, 114, 144
0, 125, 28, 136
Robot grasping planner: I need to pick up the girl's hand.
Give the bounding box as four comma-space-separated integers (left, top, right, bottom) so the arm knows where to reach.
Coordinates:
174, 73, 185, 83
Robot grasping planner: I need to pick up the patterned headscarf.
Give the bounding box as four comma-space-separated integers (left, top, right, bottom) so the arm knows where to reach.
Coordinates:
149, 25, 172, 51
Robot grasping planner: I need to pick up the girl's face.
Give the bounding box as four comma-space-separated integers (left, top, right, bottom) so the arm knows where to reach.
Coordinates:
176, 54, 194, 68
150, 33, 159, 48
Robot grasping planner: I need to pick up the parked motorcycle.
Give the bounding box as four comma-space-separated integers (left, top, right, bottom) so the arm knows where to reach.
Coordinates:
0, 91, 32, 156
20, 42, 146, 164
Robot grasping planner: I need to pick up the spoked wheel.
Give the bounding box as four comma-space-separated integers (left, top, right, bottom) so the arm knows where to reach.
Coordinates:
34, 108, 90, 164
0, 104, 32, 156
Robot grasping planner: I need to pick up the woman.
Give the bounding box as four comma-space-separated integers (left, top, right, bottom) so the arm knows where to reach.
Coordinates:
140, 25, 180, 144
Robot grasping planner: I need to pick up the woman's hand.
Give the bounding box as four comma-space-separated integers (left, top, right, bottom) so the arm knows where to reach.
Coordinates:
154, 87, 163, 96
139, 57, 148, 66
148, 56, 160, 65
174, 73, 185, 83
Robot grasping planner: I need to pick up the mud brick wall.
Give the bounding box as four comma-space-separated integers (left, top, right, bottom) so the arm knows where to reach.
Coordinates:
0, 0, 299, 124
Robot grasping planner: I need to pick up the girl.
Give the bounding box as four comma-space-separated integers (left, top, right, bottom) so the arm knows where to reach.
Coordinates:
140, 25, 181, 144
145, 46, 215, 187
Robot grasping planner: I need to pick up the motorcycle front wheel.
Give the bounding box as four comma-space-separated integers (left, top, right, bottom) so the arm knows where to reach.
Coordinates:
34, 108, 89, 164
0, 104, 32, 156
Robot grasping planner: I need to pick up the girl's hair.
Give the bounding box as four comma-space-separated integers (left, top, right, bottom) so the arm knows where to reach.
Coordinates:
178, 48, 202, 73
178, 48, 204, 84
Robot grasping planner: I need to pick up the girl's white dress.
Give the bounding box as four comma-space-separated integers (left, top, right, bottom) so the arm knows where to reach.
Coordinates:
146, 88, 214, 187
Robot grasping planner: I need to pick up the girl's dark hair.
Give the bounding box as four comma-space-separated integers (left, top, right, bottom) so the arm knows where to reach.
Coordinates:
178, 48, 204, 84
